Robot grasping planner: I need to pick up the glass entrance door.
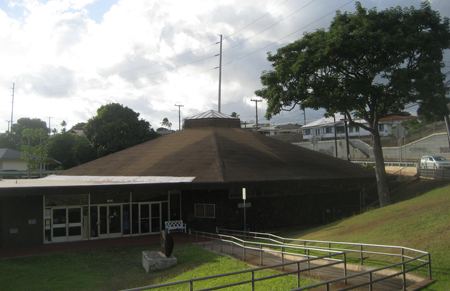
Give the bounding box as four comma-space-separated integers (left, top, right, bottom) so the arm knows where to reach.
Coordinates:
135, 202, 161, 234
51, 207, 82, 243
98, 205, 122, 239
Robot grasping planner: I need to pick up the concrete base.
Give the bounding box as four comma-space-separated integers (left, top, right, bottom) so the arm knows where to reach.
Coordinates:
142, 251, 177, 273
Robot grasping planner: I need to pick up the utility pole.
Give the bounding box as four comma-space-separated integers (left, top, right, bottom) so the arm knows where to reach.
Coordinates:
250, 99, 262, 132
175, 104, 184, 131
10, 83, 14, 131
216, 35, 223, 113
47, 117, 52, 135
6, 121, 10, 132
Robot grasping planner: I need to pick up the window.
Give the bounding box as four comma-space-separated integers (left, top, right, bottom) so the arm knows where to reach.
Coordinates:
349, 127, 354, 133
303, 129, 311, 135
324, 127, 334, 133
195, 204, 215, 218
379, 124, 385, 131
336, 126, 345, 133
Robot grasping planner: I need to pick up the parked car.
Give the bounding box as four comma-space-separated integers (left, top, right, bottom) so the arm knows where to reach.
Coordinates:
420, 155, 450, 169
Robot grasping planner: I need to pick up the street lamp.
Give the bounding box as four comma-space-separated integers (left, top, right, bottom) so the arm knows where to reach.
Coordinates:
340, 117, 351, 162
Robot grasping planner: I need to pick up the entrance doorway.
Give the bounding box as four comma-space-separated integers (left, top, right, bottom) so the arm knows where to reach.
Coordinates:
90, 205, 122, 239
131, 202, 162, 235
51, 207, 83, 243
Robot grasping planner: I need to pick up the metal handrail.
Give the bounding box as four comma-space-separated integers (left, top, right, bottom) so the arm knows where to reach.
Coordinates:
218, 229, 430, 265
291, 253, 432, 291
125, 230, 432, 291
125, 231, 347, 291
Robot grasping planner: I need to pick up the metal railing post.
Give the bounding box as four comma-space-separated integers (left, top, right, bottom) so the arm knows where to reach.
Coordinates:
260, 245, 263, 266
402, 262, 406, 290
369, 272, 373, 291
190, 280, 194, 291
428, 253, 432, 279
344, 252, 347, 284
297, 262, 301, 288
307, 249, 311, 275
252, 271, 255, 291
360, 245, 364, 265
243, 242, 246, 261
282, 246, 285, 270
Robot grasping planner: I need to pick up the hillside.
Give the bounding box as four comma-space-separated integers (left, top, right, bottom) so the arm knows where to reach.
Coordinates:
279, 179, 450, 290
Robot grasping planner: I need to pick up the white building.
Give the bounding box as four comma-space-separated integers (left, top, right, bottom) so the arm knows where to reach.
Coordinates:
302, 114, 417, 141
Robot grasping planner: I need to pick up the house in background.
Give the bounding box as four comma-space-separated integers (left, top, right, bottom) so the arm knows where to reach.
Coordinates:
0, 110, 375, 249
0, 148, 61, 179
302, 114, 418, 141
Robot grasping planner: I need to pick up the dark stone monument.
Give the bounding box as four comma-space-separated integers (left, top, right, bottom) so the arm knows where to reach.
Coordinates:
161, 230, 174, 257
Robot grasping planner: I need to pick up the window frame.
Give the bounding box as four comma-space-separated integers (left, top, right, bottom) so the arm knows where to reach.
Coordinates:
194, 204, 215, 218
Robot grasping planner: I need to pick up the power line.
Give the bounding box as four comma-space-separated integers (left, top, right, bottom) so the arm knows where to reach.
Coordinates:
224, 0, 317, 53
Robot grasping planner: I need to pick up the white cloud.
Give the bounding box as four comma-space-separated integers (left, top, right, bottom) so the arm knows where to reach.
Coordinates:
0, 0, 448, 133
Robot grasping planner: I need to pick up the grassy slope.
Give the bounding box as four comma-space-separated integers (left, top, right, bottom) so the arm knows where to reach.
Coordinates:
279, 182, 450, 290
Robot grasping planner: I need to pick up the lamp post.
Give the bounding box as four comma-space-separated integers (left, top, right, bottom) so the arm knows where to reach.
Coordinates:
341, 117, 351, 162
242, 188, 247, 232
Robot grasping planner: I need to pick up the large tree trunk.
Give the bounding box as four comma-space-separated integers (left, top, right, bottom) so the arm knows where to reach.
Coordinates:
372, 130, 390, 207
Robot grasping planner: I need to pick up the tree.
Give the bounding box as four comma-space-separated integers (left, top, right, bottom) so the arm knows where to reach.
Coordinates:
70, 122, 86, 131
255, 2, 450, 207
48, 132, 97, 169
231, 112, 240, 118
84, 103, 159, 157
21, 128, 49, 178
161, 118, 172, 130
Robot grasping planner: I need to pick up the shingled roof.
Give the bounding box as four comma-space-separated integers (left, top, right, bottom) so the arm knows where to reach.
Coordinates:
62, 111, 374, 183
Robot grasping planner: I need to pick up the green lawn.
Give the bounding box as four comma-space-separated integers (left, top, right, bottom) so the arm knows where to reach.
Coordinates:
0, 243, 315, 290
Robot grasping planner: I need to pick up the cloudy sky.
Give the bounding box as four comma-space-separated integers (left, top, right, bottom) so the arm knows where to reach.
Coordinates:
0, 0, 449, 133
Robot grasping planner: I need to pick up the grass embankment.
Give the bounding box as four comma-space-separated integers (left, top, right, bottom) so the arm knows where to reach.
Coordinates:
279, 182, 450, 290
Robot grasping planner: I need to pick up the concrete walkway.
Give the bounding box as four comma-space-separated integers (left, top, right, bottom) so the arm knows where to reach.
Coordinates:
196, 239, 433, 291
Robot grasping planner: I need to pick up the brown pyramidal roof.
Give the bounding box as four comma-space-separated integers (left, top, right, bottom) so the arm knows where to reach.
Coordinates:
62, 110, 373, 183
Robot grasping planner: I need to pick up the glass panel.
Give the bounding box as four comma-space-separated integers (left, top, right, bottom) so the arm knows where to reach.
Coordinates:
53, 209, 66, 224
151, 203, 160, 218
195, 205, 204, 217
53, 227, 66, 237
161, 202, 169, 230
69, 226, 82, 236
83, 206, 89, 239
140, 204, 149, 218
151, 218, 160, 233
100, 206, 108, 235
90, 206, 99, 238
109, 206, 121, 234
123, 204, 130, 235
205, 205, 215, 218
68, 208, 81, 223
132, 204, 139, 235
140, 204, 150, 234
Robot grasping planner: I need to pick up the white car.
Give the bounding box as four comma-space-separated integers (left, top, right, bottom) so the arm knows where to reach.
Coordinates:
420, 155, 450, 169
